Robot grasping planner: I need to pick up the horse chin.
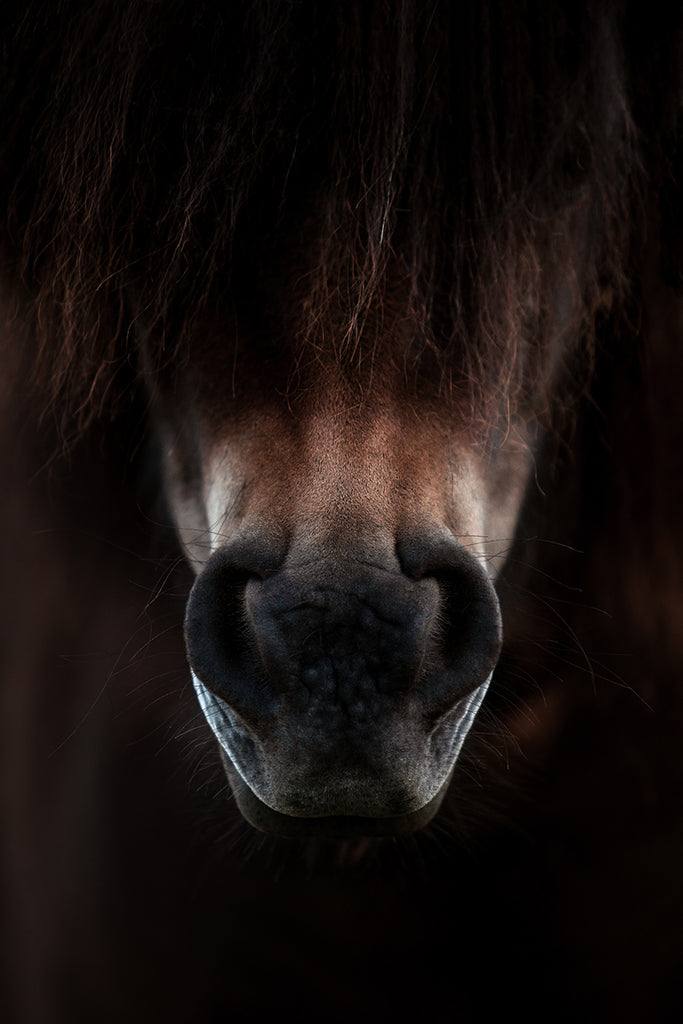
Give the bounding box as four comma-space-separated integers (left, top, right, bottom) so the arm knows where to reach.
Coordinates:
218, 749, 454, 838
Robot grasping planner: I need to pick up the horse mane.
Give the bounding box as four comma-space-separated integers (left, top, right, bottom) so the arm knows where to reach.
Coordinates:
0, 1, 680, 436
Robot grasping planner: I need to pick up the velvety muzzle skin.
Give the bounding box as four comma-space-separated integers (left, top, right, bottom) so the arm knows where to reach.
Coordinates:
184, 532, 503, 835
194, 672, 493, 836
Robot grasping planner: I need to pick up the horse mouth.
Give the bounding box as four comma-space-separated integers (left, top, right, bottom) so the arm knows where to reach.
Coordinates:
219, 749, 455, 837
192, 668, 491, 836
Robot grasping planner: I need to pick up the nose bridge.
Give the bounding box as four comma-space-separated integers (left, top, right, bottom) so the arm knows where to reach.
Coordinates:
288, 403, 409, 557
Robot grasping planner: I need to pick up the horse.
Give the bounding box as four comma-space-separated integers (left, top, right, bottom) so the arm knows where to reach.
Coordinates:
1, 1, 682, 1020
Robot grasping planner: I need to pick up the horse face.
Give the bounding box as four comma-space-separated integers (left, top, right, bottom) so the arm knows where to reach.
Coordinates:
156, 326, 535, 837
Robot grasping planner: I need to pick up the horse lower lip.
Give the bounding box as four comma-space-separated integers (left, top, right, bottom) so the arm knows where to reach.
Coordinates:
219, 750, 454, 837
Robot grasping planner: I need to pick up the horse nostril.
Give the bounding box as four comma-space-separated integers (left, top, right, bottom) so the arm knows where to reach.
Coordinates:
184, 537, 286, 718
396, 532, 503, 715
210, 535, 286, 579
397, 533, 477, 581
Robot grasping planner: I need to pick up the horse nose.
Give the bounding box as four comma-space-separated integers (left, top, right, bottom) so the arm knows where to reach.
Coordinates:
184, 528, 502, 730
184, 528, 502, 825
244, 562, 438, 708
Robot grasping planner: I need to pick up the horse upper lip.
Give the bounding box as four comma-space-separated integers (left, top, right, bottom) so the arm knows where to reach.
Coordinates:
192, 665, 492, 825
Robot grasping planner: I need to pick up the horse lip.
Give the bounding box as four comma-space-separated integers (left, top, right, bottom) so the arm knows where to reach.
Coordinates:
219, 749, 457, 837
192, 668, 492, 833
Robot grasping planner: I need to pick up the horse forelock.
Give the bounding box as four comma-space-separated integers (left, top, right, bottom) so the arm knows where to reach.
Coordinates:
0, 0, 677, 438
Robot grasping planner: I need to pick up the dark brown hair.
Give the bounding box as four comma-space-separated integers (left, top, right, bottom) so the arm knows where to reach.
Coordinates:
0, 1, 680, 434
